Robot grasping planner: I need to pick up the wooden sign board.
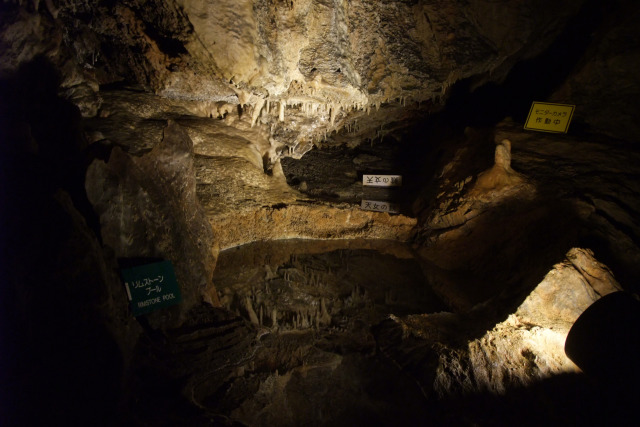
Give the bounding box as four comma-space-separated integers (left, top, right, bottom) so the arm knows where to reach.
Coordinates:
524, 101, 575, 133
361, 200, 400, 213
363, 174, 402, 187
121, 260, 182, 316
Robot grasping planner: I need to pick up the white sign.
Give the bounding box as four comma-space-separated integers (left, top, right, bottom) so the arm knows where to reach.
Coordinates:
361, 200, 400, 213
363, 174, 402, 187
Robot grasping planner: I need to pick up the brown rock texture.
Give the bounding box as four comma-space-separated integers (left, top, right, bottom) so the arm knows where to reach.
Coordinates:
1, 0, 587, 147
495, 120, 640, 289
82, 89, 417, 251
86, 120, 220, 320
376, 248, 621, 401
211, 204, 417, 250
433, 248, 621, 395
412, 120, 640, 311
550, 0, 640, 142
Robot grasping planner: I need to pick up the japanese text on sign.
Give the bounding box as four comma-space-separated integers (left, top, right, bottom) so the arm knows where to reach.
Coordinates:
524, 102, 575, 133
121, 260, 182, 316
362, 174, 402, 187
361, 200, 400, 214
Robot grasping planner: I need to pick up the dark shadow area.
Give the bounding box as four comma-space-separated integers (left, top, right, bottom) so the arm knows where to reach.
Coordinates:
374, 313, 640, 426
365, 0, 628, 209
282, 119, 585, 344
0, 57, 123, 426
501, 122, 640, 294
423, 195, 582, 321
1, 2, 636, 424
280, 123, 472, 218
117, 256, 165, 270
443, 0, 617, 129
280, 139, 405, 209
565, 291, 640, 384
120, 304, 255, 426
433, 371, 640, 426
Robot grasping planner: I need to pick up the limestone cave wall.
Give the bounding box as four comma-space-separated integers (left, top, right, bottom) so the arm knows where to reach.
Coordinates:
1, 0, 640, 425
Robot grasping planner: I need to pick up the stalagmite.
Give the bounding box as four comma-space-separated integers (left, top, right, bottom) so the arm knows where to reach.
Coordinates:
279, 102, 285, 121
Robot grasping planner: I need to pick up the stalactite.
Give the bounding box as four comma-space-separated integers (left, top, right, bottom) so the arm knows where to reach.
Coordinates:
330, 104, 339, 127
251, 97, 265, 128
245, 296, 260, 326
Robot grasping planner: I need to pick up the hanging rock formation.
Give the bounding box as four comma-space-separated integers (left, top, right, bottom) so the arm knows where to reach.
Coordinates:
1, 0, 588, 151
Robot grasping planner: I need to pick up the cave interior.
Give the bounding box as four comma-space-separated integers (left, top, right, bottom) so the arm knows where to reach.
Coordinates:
1, 0, 640, 425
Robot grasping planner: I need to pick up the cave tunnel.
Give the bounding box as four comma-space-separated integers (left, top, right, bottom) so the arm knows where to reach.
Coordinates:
1, 0, 640, 426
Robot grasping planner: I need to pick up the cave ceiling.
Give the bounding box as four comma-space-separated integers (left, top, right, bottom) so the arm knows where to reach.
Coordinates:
1, 0, 586, 155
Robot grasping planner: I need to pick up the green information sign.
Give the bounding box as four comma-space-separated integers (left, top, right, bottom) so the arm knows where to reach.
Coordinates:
121, 260, 182, 316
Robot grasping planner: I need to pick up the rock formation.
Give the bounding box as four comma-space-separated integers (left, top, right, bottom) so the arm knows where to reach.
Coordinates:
0, 0, 589, 153
2, 0, 640, 425
86, 120, 219, 320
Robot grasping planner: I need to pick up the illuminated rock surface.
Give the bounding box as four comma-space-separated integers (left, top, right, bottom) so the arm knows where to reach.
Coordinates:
2, 0, 640, 426
0, 0, 588, 151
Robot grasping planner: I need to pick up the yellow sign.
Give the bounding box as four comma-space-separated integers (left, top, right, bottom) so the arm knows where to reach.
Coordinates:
524, 102, 575, 133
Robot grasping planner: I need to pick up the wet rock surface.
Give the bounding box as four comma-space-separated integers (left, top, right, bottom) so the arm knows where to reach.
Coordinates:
118, 240, 446, 426
118, 241, 633, 426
